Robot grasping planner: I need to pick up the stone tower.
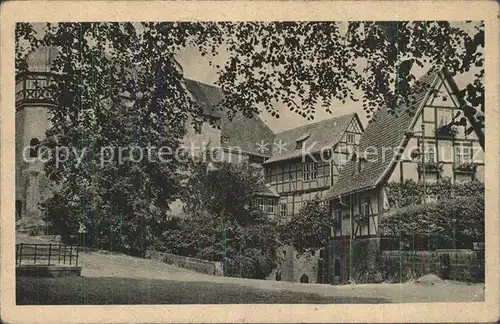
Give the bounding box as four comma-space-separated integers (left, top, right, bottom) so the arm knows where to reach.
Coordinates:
15, 47, 58, 233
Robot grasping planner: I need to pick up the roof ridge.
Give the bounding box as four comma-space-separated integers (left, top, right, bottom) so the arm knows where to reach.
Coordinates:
184, 77, 220, 90
326, 67, 444, 199
274, 112, 355, 136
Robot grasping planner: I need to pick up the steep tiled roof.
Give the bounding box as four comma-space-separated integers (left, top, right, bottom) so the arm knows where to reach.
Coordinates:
326, 68, 442, 199
263, 113, 357, 164
221, 112, 275, 157
185, 79, 275, 156
184, 78, 223, 118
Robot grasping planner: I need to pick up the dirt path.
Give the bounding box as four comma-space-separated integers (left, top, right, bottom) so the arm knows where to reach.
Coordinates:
16, 234, 485, 303
65, 248, 488, 303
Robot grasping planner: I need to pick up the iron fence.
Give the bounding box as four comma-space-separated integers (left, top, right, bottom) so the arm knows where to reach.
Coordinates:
16, 243, 79, 267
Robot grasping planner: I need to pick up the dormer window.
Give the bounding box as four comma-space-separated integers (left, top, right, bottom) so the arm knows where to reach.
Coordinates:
295, 134, 310, 151
352, 152, 366, 175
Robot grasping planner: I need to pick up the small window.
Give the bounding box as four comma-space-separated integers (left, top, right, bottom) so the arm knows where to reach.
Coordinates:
311, 250, 315, 257
362, 198, 371, 216
346, 133, 356, 144
29, 138, 40, 158
295, 140, 304, 150
424, 141, 436, 162
257, 198, 265, 212
266, 199, 276, 215
295, 134, 310, 150
279, 203, 287, 217
455, 144, 472, 165
282, 250, 287, 258
303, 162, 318, 181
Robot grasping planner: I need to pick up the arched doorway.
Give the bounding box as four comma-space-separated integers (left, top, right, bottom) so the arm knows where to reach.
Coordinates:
275, 269, 282, 281
300, 274, 309, 283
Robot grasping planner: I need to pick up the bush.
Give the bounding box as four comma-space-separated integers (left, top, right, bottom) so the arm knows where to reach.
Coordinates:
379, 195, 484, 249
168, 159, 279, 279
386, 178, 484, 208
279, 198, 333, 255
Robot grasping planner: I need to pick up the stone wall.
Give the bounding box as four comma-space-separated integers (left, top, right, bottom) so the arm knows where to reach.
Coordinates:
145, 250, 224, 276
381, 249, 485, 282
267, 245, 322, 284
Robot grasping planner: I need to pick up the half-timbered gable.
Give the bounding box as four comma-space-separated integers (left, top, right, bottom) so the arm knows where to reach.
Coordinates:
327, 67, 485, 240
263, 113, 364, 222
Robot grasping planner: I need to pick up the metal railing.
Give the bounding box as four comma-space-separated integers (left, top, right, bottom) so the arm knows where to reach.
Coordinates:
16, 243, 79, 267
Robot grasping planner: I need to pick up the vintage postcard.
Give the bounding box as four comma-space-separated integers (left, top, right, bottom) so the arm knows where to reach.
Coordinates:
1, 1, 499, 323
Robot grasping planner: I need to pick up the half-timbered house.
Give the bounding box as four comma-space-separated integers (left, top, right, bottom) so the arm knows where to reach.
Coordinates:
325, 67, 485, 283
263, 113, 364, 283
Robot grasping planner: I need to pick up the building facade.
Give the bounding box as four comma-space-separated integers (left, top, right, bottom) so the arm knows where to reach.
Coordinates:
326, 67, 485, 284
262, 113, 364, 283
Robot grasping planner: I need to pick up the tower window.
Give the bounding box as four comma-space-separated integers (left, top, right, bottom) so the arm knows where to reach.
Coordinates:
29, 138, 40, 158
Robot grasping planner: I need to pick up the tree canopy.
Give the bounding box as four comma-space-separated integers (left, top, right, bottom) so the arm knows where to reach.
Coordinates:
17, 22, 484, 141
15, 21, 484, 257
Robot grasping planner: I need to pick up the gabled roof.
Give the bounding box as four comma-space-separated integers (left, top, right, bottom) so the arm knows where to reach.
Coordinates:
326, 67, 443, 199
263, 113, 357, 164
257, 184, 281, 198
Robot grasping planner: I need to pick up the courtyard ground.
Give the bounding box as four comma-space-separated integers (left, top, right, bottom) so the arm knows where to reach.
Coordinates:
16, 234, 485, 304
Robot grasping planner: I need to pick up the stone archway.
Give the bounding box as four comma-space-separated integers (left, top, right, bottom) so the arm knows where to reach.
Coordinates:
300, 274, 309, 283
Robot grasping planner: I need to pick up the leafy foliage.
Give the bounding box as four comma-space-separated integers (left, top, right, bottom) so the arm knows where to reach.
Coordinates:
279, 198, 333, 255
25, 22, 225, 256
386, 178, 484, 208
210, 21, 484, 148
381, 179, 484, 249
162, 159, 280, 279
15, 21, 485, 260
379, 196, 484, 248
17, 21, 485, 146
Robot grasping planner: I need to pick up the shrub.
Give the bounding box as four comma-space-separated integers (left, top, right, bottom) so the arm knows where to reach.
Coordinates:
379, 195, 484, 249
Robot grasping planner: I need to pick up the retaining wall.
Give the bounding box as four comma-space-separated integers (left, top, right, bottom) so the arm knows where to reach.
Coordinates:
145, 250, 224, 276
381, 249, 485, 282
